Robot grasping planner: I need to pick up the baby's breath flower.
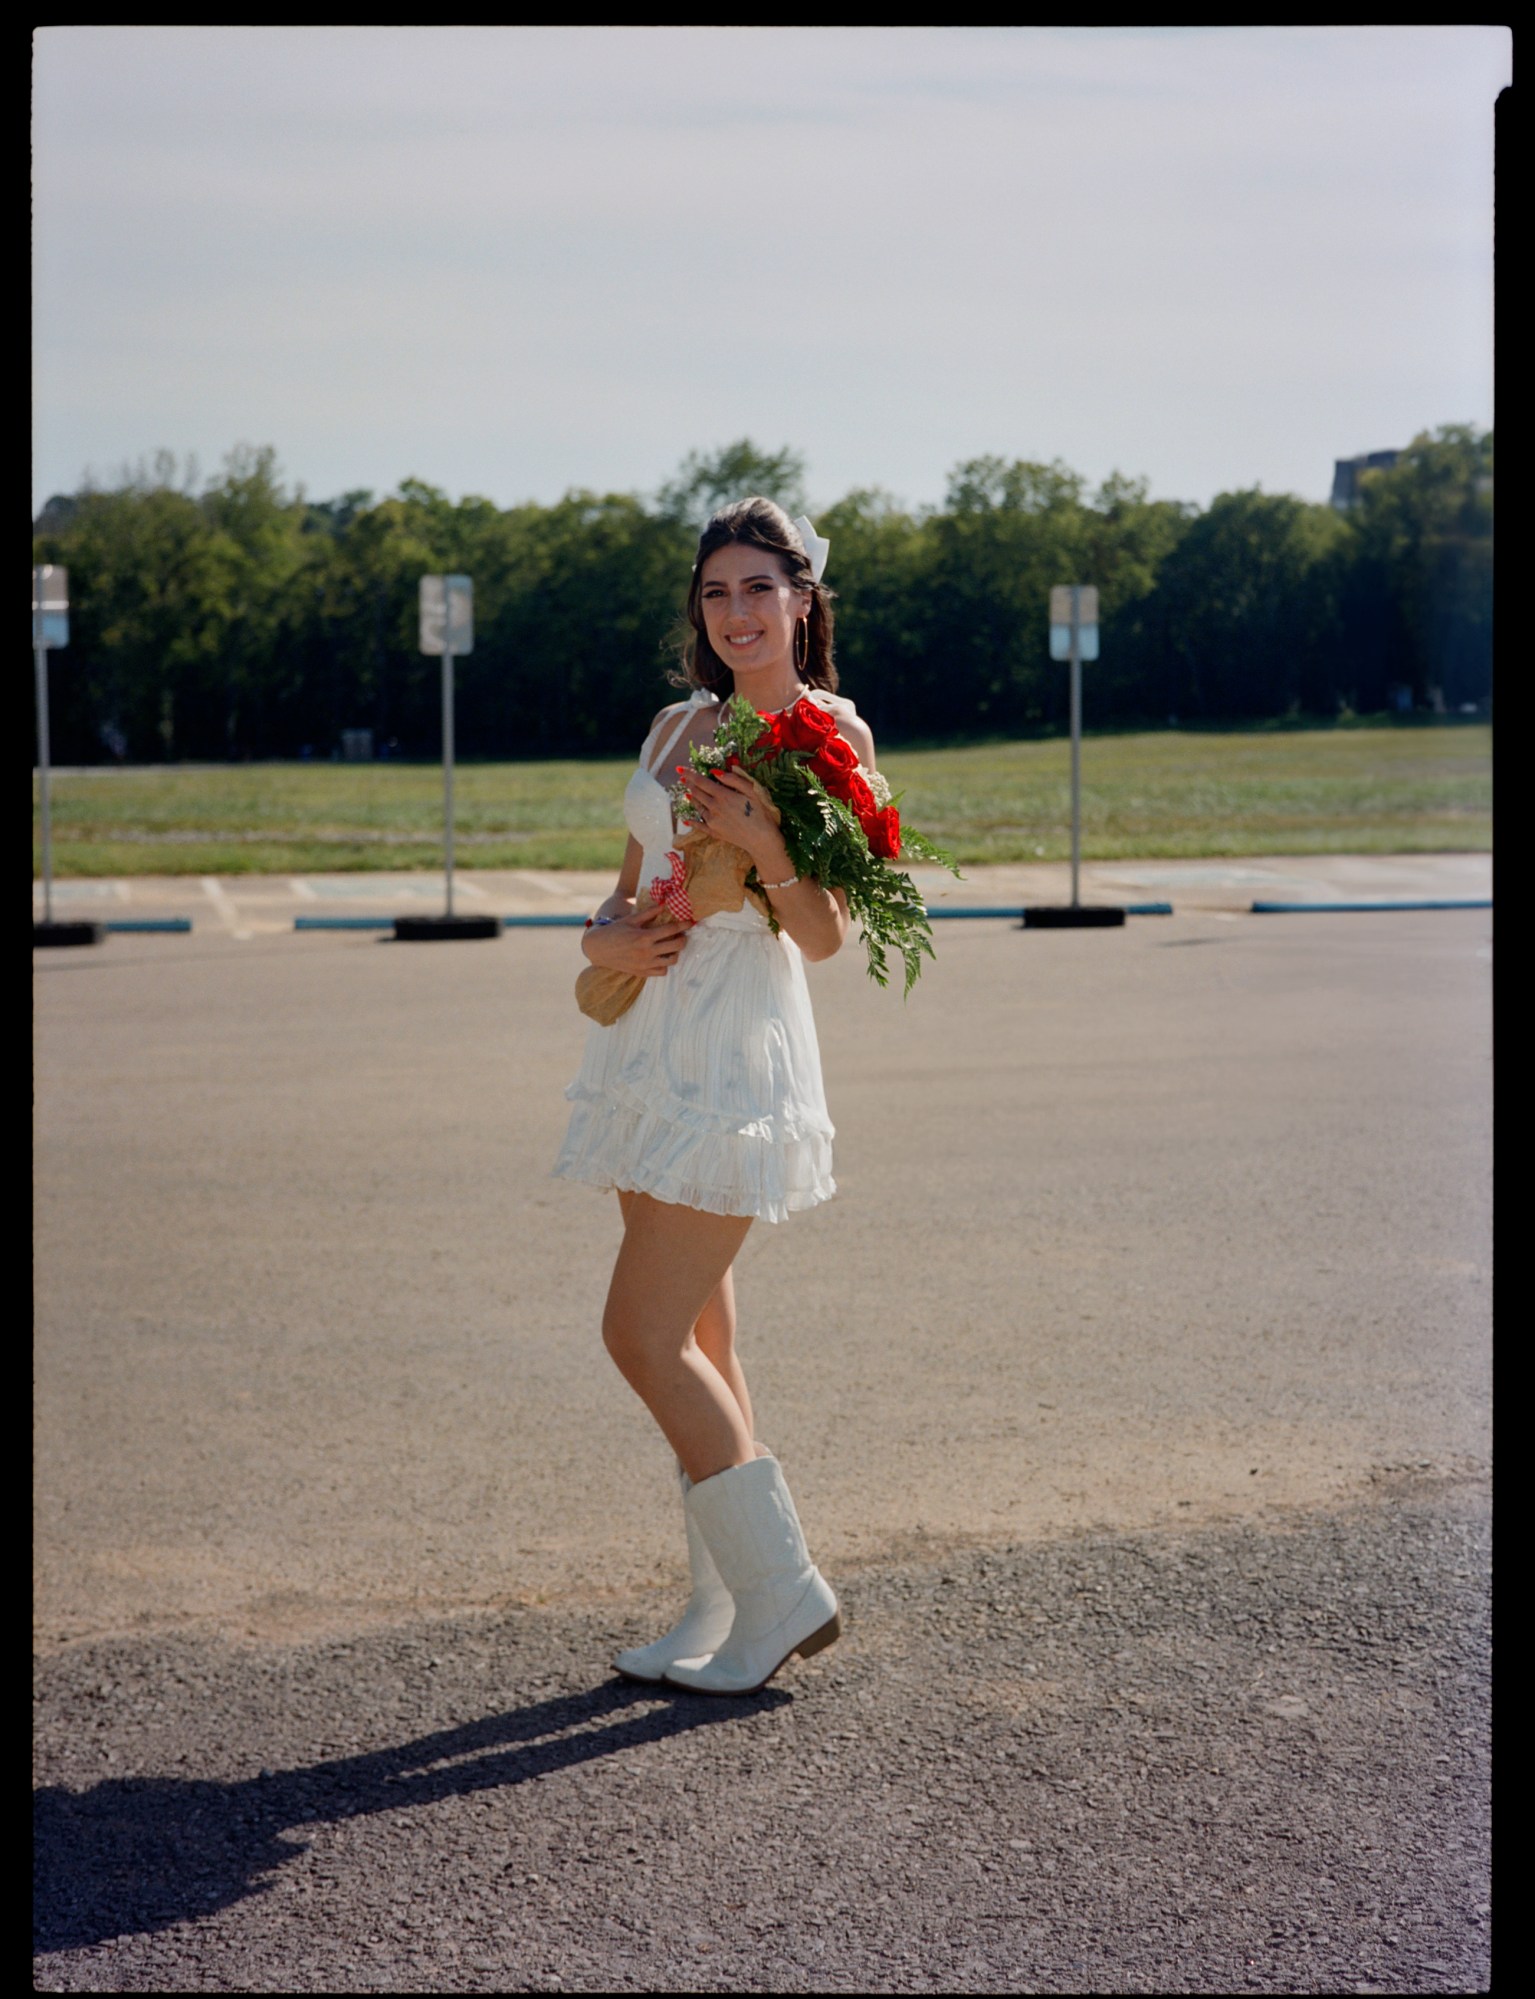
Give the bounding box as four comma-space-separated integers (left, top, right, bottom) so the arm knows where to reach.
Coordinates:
862, 766, 892, 808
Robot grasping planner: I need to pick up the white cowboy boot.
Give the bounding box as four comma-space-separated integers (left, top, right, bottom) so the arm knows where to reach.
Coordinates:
663, 1453, 840, 1696
612, 1462, 734, 1683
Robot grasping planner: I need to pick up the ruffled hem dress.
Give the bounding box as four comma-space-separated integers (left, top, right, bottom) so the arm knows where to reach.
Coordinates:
552, 689, 840, 1224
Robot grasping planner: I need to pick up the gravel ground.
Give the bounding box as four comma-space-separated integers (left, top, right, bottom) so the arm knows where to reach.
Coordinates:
34, 1467, 1489, 1995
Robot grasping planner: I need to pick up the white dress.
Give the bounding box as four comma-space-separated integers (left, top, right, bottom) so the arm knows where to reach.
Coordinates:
552, 689, 839, 1223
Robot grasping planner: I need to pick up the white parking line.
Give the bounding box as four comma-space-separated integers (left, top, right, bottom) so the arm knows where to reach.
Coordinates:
513, 870, 576, 899
33, 878, 129, 904
200, 876, 252, 940
288, 878, 319, 900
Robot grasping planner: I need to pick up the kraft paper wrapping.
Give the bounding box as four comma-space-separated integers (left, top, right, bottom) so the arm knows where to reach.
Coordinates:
574, 831, 767, 1027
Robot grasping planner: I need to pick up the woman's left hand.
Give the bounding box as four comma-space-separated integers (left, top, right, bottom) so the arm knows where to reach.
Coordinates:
677, 766, 782, 866
679, 762, 848, 962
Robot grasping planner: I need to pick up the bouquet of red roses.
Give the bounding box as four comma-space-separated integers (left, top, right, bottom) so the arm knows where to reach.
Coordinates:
674, 694, 959, 994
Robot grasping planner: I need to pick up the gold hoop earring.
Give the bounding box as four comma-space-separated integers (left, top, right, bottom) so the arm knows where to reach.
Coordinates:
794, 615, 809, 674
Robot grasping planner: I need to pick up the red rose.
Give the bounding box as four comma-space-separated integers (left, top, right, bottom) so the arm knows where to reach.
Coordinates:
811, 733, 860, 797
867, 807, 901, 859
845, 771, 878, 822
777, 700, 836, 754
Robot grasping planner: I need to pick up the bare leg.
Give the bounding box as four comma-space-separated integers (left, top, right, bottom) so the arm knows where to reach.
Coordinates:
692, 1264, 755, 1444
603, 1192, 756, 1483
616, 1193, 756, 1442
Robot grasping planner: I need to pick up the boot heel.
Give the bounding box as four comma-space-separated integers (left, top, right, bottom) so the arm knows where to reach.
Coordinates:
794, 1610, 842, 1660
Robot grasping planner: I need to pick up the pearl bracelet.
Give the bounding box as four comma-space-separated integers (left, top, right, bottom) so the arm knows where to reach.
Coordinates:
758, 873, 800, 891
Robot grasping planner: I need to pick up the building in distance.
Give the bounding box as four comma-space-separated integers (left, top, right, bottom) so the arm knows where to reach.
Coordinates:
1330, 449, 1401, 510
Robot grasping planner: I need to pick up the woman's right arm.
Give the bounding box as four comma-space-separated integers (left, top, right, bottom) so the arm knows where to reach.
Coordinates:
581, 835, 689, 976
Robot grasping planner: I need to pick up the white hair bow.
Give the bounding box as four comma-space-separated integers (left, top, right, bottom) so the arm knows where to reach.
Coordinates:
792, 515, 830, 584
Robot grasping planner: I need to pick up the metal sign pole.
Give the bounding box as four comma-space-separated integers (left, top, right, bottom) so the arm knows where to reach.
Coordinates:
442, 643, 457, 919
35, 631, 53, 926
1069, 584, 1082, 910
33, 563, 103, 946
1026, 581, 1123, 929
396, 573, 497, 940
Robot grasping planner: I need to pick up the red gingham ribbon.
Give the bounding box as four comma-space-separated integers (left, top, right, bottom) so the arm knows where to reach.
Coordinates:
649, 849, 696, 926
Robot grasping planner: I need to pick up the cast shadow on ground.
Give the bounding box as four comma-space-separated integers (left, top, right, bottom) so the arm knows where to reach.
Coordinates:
34, 1674, 782, 1955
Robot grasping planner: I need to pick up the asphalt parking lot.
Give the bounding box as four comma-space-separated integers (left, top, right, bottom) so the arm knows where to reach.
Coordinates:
33, 857, 1491, 1992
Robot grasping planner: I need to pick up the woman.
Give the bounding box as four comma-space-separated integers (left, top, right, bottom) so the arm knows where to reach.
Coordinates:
553, 496, 875, 1695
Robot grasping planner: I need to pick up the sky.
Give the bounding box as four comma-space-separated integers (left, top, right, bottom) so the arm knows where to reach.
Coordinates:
32, 25, 1509, 521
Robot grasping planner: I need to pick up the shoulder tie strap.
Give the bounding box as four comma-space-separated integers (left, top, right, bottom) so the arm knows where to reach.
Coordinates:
644, 688, 718, 778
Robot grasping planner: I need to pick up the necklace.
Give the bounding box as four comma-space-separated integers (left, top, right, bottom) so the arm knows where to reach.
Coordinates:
754, 684, 811, 717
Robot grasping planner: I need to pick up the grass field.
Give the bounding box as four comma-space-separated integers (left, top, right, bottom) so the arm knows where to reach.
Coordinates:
33, 725, 1491, 877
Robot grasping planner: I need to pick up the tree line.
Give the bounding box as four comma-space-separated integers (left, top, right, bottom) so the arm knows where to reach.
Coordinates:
31, 428, 1491, 764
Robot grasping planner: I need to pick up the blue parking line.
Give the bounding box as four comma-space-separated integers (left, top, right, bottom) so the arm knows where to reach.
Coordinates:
1251, 899, 1491, 914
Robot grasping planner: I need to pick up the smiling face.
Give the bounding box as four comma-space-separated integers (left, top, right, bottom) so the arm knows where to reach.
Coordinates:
696, 541, 811, 686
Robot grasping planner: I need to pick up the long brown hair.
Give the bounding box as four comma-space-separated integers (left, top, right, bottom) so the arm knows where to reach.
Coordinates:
674, 496, 838, 701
